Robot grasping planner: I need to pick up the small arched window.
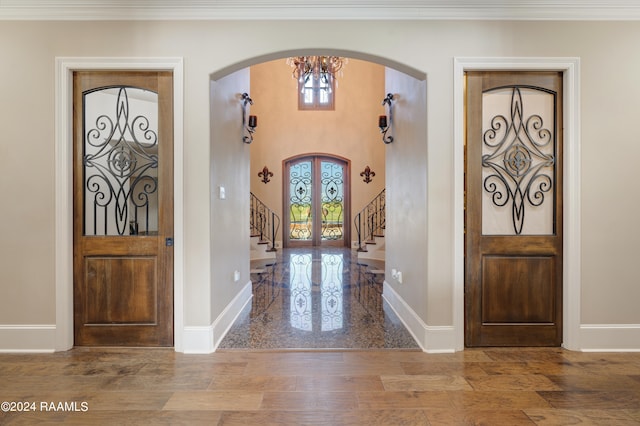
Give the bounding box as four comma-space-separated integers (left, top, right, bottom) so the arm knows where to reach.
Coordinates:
298, 75, 335, 110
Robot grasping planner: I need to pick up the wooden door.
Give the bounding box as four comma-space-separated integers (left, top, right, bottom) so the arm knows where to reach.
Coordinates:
73, 71, 173, 346
284, 155, 350, 247
465, 71, 563, 347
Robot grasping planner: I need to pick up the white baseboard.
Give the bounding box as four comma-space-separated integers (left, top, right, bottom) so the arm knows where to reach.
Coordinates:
382, 282, 456, 353
579, 324, 640, 352
182, 281, 252, 354
182, 325, 215, 354
0, 324, 56, 353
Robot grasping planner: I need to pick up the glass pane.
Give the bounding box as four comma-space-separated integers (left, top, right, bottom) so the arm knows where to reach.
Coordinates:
289, 160, 312, 240
320, 160, 344, 240
481, 87, 556, 235
83, 86, 159, 236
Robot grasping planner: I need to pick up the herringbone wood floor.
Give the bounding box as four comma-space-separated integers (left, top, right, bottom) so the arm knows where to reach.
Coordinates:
1, 347, 640, 425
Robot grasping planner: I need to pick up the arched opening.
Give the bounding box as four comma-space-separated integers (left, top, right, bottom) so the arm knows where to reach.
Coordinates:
210, 51, 427, 350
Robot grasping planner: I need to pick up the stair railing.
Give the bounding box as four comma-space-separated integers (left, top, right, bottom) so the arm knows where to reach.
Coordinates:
354, 189, 385, 251
250, 192, 280, 252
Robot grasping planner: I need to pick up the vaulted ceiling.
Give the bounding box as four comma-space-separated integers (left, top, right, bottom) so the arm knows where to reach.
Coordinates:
2, 0, 640, 20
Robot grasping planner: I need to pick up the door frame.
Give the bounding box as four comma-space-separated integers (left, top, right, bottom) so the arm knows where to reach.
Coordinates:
453, 57, 581, 351
55, 57, 184, 351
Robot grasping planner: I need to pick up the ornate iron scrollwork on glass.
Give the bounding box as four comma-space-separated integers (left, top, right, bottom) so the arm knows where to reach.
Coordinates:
320, 161, 344, 241
289, 161, 313, 240
83, 86, 159, 236
482, 86, 555, 235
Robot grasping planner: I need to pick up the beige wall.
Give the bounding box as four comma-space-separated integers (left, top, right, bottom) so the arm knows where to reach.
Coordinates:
210, 69, 251, 324
249, 58, 386, 245
1, 19, 640, 349
384, 68, 431, 322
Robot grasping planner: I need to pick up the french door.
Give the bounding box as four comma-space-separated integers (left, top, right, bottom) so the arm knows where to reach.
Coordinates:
284, 155, 350, 247
73, 71, 174, 346
465, 71, 563, 346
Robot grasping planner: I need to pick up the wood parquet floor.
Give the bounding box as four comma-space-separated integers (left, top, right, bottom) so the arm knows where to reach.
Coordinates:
1, 347, 640, 425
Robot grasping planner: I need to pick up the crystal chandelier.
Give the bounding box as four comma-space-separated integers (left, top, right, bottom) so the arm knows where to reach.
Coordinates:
286, 56, 347, 90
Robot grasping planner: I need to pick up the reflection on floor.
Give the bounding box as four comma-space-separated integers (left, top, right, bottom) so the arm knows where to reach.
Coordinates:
218, 247, 419, 350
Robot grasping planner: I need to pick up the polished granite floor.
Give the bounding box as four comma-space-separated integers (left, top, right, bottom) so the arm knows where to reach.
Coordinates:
218, 247, 419, 350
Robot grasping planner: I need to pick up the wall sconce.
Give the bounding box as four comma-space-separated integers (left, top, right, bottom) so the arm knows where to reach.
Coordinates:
360, 166, 375, 183
379, 93, 394, 144
258, 166, 273, 184
241, 92, 257, 144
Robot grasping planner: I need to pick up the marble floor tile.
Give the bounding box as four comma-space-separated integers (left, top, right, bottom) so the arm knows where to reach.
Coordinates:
218, 247, 419, 350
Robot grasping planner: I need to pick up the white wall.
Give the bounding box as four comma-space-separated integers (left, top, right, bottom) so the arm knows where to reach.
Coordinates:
1, 19, 640, 352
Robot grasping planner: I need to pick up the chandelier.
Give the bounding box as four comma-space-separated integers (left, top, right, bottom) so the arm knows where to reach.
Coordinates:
286, 56, 347, 89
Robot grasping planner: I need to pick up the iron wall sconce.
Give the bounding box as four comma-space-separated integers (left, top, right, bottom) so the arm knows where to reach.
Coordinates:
241, 92, 257, 144
258, 166, 273, 184
360, 166, 375, 183
379, 93, 394, 144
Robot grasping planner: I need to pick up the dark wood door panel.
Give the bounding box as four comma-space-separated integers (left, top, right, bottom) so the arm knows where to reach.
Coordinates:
83, 256, 158, 324
481, 255, 556, 324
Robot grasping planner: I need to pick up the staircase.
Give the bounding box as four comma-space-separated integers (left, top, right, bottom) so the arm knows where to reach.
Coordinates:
250, 192, 280, 261
354, 189, 385, 261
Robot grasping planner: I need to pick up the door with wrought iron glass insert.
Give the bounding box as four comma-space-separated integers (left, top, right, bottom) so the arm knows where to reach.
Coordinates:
465, 71, 563, 347
284, 155, 350, 247
73, 71, 174, 347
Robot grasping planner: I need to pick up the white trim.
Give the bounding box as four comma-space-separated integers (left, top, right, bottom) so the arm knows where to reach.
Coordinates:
383, 281, 426, 351
3, 0, 640, 21
0, 324, 56, 353
212, 281, 253, 351
453, 57, 581, 351
182, 281, 252, 354
383, 282, 456, 353
182, 326, 214, 354
580, 324, 640, 352
54, 57, 185, 352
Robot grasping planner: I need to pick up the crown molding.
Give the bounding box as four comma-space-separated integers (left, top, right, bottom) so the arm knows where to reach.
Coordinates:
2, 0, 640, 21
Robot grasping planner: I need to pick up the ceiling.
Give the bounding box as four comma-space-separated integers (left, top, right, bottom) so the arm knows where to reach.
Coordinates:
2, 0, 640, 20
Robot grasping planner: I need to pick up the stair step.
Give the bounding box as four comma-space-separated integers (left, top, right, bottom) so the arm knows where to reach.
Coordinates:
250, 268, 266, 274
369, 269, 384, 275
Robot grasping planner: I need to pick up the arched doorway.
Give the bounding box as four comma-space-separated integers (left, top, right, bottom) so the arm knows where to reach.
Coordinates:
283, 154, 350, 247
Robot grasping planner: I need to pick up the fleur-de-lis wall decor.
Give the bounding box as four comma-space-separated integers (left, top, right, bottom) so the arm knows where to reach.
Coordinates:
360, 166, 375, 183
258, 166, 273, 184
